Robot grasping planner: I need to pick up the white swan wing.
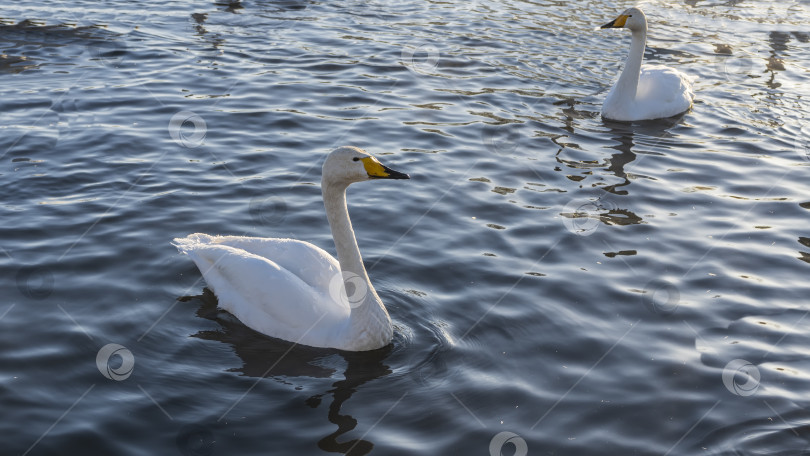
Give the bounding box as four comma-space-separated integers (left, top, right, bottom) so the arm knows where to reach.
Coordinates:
636, 65, 695, 119
173, 236, 350, 347
177, 233, 342, 294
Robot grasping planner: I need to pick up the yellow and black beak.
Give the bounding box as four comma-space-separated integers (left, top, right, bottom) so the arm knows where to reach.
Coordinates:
601, 14, 629, 29
361, 156, 410, 180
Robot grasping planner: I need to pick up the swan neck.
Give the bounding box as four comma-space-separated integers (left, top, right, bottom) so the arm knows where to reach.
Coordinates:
322, 180, 392, 348
322, 181, 367, 283
616, 29, 646, 100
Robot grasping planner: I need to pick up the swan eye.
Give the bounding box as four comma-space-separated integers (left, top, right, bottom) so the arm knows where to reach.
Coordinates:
353, 157, 360, 162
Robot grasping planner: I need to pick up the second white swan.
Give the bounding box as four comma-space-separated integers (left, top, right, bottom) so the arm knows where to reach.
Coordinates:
600, 7, 694, 121
174, 146, 410, 351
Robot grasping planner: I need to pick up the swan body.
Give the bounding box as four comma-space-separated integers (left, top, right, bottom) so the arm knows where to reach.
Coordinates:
600, 7, 694, 121
174, 146, 410, 351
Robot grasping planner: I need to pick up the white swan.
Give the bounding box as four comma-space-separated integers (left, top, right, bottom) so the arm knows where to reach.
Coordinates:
173, 146, 410, 351
600, 7, 694, 121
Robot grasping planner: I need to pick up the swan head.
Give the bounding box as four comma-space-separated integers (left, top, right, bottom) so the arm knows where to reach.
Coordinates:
322, 146, 410, 187
600, 7, 646, 32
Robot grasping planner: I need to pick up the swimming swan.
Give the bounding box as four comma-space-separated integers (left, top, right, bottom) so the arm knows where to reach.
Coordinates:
173, 146, 410, 351
600, 7, 694, 121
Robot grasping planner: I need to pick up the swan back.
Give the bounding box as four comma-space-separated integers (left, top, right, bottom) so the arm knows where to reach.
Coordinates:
177, 234, 343, 293
173, 235, 351, 347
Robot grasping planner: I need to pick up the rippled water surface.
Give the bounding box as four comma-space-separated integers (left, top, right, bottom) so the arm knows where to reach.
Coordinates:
2, 0, 810, 454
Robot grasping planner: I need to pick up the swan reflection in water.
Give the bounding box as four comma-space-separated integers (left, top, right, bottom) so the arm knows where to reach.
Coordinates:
185, 288, 392, 456
553, 94, 691, 230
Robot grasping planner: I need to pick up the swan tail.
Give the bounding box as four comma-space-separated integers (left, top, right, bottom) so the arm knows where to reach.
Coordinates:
172, 233, 216, 254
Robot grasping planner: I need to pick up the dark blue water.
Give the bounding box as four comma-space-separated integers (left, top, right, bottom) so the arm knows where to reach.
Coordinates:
2, 1, 810, 455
